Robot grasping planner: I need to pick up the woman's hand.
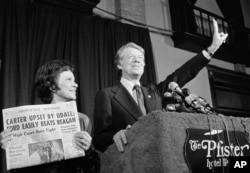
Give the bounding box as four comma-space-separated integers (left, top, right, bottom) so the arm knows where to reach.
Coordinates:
0, 129, 13, 150
75, 131, 92, 151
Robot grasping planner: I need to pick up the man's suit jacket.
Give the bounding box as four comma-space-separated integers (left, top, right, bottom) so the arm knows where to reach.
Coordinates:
93, 53, 209, 152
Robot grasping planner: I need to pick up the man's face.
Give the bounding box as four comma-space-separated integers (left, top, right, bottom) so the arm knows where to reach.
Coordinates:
54, 70, 78, 102
117, 47, 145, 79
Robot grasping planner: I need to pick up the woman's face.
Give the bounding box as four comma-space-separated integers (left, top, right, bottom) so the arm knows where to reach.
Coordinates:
52, 70, 78, 103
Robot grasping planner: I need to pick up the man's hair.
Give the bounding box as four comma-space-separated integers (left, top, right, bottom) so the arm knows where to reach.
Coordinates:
114, 42, 145, 78
34, 60, 74, 103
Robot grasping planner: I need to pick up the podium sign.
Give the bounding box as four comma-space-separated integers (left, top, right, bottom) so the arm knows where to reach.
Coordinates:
185, 128, 250, 173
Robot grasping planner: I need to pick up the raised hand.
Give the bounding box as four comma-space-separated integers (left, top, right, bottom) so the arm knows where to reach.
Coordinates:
208, 18, 228, 54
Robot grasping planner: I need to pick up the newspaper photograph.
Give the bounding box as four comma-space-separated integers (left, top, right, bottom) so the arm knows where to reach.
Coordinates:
2, 101, 85, 170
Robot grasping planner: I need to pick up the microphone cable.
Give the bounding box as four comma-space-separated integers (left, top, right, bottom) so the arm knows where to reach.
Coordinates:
207, 115, 216, 173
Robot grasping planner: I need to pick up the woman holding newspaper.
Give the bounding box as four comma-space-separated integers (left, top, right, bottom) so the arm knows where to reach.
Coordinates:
0, 60, 99, 173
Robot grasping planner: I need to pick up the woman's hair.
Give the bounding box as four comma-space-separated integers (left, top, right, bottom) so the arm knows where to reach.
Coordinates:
34, 60, 75, 103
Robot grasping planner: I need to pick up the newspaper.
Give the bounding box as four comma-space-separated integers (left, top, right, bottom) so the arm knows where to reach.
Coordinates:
2, 101, 85, 170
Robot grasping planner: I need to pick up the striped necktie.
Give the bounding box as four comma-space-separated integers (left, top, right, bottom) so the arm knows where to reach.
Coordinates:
133, 85, 146, 115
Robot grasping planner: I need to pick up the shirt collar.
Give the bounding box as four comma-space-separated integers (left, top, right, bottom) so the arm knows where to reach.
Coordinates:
120, 77, 140, 95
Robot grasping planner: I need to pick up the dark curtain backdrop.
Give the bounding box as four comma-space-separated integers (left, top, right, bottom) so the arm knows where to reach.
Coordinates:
0, 0, 156, 172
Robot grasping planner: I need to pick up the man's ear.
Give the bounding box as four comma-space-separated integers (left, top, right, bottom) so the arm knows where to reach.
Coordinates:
117, 64, 122, 70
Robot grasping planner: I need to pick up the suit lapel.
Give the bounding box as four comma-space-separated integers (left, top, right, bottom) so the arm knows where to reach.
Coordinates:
112, 84, 143, 119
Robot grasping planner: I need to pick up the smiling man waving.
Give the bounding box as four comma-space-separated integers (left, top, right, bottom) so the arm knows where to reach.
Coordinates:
93, 19, 228, 153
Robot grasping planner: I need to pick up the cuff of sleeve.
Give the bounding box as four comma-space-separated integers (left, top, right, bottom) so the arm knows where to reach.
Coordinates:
202, 49, 213, 60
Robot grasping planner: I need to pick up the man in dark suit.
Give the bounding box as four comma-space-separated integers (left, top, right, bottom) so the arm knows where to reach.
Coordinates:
93, 19, 228, 153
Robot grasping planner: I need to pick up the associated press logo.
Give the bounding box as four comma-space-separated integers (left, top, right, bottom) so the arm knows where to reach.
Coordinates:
229, 156, 250, 173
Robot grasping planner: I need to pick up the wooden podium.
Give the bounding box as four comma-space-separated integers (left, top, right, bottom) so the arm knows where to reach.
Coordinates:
99, 111, 250, 173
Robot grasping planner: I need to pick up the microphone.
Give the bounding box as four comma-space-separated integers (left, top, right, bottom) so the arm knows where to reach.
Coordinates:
168, 82, 185, 98
196, 97, 216, 113
185, 91, 216, 114
184, 94, 201, 109
164, 91, 173, 98
168, 82, 195, 106
168, 82, 211, 113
